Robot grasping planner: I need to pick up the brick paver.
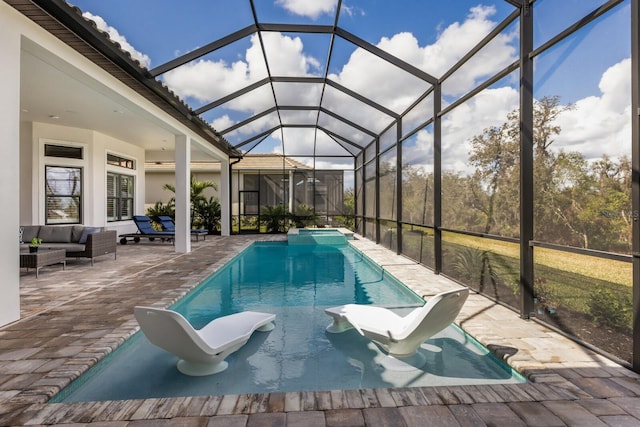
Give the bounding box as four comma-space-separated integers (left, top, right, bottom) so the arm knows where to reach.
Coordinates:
0, 234, 639, 425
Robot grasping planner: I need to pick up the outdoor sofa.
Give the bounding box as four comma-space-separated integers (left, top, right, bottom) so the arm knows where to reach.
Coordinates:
20, 225, 117, 265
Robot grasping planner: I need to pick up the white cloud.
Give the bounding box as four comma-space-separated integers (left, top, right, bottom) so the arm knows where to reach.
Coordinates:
82, 12, 151, 69
159, 4, 519, 150
341, 5, 517, 100
555, 58, 631, 161
322, 4, 516, 134
439, 86, 519, 173
156, 4, 629, 174
259, 32, 322, 76
78, 5, 630, 191
328, 39, 431, 115
405, 58, 632, 175
163, 57, 255, 103
163, 33, 321, 111
210, 114, 235, 133
424, 5, 509, 77
275, 0, 337, 19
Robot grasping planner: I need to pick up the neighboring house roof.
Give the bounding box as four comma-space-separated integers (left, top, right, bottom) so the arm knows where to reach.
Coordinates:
145, 154, 312, 172
6, 0, 240, 157
233, 154, 312, 170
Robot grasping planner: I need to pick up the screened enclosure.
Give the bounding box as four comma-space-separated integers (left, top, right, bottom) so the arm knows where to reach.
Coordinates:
232, 165, 347, 232
52, 0, 639, 371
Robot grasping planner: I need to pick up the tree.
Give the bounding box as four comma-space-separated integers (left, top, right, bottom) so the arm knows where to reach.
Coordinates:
401, 165, 434, 226
468, 123, 519, 235
335, 188, 355, 229
556, 155, 632, 251
379, 160, 397, 220
465, 94, 632, 253
441, 171, 488, 232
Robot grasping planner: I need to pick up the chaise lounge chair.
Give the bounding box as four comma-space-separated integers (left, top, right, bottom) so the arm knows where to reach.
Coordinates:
324, 287, 469, 359
134, 306, 276, 376
118, 215, 175, 244
157, 215, 209, 241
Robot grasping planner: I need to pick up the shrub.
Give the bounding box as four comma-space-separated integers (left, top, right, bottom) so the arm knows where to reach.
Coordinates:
588, 284, 632, 331
261, 205, 291, 233
452, 247, 496, 285
146, 201, 174, 220
293, 204, 318, 228
193, 197, 221, 233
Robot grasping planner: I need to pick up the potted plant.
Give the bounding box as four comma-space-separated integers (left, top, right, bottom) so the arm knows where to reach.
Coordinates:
29, 237, 42, 253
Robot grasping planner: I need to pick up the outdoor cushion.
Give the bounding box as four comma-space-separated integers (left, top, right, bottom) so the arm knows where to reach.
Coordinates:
38, 226, 73, 243
79, 227, 101, 244
21, 226, 40, 243
39, 243, 85, 252
71, 225, 86, 242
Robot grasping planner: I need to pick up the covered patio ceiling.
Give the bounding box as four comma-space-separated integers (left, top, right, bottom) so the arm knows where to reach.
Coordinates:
19, 0, 522, 164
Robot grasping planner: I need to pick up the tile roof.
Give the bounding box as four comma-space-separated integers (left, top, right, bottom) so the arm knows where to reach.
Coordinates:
234, 154, 312, 170
144, 154, 312, 172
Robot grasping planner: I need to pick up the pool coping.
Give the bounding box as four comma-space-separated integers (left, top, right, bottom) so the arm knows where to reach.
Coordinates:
2, 234, 640, 425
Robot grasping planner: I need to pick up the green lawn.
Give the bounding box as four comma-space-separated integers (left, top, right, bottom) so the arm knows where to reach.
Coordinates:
443, 232, 631, 287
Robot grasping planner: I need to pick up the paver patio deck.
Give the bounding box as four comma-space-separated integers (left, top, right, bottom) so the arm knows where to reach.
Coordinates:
1, 234, 639, 426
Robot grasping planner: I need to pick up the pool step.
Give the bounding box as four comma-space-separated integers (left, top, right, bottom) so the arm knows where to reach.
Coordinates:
287, 228, 353, 245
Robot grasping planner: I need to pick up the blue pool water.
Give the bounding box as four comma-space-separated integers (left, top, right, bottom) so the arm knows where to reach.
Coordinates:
52, 242, 524, 402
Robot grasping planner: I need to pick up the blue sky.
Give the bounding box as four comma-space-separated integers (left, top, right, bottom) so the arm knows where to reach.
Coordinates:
68, 0, 631, 173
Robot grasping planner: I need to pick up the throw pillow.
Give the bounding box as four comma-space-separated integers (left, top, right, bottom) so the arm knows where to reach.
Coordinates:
79, 227, 101, 244
19, 227, 23, 244
21, 226, 40, 243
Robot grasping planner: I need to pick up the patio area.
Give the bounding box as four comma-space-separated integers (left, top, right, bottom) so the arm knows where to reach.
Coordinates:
2, 235, 640, 426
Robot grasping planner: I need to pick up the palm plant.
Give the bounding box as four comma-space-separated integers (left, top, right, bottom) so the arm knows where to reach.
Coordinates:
163, 174, 217, 228
261, 205, 291, 233
146, 200, 175, 220
293, 203, 319, 228
194, 196, 221, 234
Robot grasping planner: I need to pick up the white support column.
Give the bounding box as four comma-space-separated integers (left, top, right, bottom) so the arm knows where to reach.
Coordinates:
0, 5, 21, 326
289, 170, 294, 213
174, 135, 191, 253
220, 158, 231, 236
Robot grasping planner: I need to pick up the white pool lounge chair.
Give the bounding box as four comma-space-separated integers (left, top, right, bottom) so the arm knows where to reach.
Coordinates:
134, 306, 276, 376
324, 287, 469, 358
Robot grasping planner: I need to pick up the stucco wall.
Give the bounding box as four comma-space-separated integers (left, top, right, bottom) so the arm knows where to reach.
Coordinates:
26, 123, 145, 233
0, 2, 23, 326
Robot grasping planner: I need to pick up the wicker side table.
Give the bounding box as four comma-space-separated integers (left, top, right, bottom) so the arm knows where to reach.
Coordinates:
20, 249, 66, 277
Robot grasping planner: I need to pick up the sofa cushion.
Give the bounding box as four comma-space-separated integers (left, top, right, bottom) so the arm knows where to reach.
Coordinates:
21, 226, 40, 243
38, 226, 73, 243
71, 226, 86, 243
79, 227, 101, 244
39, 243, 85, 252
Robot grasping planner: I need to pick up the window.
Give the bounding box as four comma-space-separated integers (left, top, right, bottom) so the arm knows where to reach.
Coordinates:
107, 154, 135, 170
45, 166, 82, 224
107, 173, 134, 221
44, 144, 83, 159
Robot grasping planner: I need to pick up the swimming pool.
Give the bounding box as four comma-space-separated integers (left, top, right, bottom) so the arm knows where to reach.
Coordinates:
52, 242, 524, 402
